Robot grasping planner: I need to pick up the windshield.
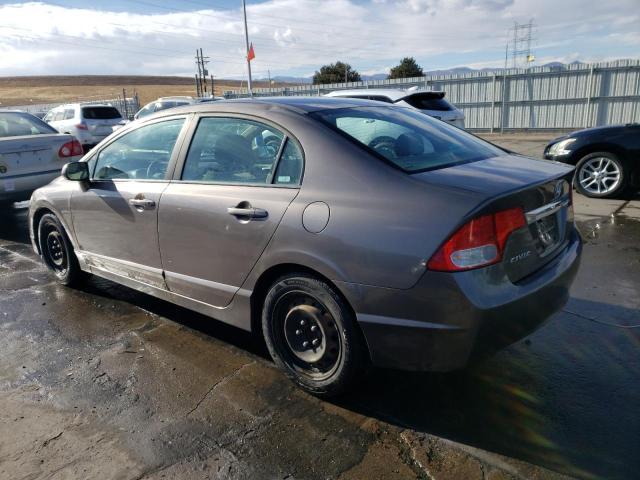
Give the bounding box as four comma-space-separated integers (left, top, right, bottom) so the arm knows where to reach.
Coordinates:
311, 106, 504, 173
0, 112, 58, 137
82, 106, 122, 120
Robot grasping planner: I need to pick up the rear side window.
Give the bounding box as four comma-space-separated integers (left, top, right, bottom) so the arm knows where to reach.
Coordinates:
82, 106, 122, 120
312, 106, 504, 173
0, 112, 57, 137
403, 93, 454, 111
181, 117, 288, 185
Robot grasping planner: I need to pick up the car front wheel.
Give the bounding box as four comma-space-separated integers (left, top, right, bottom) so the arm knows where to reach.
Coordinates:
262, 273, 367, 397
575, 152, 627, 198
38, 213, 84, 286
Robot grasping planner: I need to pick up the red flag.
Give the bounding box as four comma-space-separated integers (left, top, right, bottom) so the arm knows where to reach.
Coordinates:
247, 43, 255, 61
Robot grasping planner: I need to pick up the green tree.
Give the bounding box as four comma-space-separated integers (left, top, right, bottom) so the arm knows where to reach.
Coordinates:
313, 61, 361, 84
388, 57, 424, 79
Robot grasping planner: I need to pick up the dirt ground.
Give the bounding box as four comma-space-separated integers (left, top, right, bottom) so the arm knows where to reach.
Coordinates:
0, 75, 279, 107
1, 134, 639, 479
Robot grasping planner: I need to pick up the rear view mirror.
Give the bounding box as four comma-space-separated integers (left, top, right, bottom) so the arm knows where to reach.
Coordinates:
62, 161, 89, 181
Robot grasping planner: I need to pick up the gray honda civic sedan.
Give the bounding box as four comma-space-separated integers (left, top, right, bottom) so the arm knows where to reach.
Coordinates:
29, 97, 582, 396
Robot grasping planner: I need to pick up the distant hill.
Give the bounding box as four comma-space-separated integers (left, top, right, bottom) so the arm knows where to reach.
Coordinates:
259, 61, 588, 84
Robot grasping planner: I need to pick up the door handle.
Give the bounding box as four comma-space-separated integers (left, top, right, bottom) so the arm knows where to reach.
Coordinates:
227, 206, 268, 219
128, 198, 156, 210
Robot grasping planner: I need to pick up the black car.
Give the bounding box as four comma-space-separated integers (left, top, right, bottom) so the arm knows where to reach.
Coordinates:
544, 123, 640, 198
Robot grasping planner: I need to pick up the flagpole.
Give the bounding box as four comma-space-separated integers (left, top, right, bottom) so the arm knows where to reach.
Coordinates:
242, 0, 253, 97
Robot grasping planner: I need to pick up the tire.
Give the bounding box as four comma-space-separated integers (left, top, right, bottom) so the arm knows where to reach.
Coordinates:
574, 152, 627, 198
261, 273, 367, 397
38, 213, 84, 286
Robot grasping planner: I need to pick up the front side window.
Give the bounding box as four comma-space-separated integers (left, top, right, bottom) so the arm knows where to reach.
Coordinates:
93, 118, 185, 180
312, 106, 504, 173
181, 117, 288, 184
0, 112, 57, 138
63, 109, 75, 120
53, 111, 65, 122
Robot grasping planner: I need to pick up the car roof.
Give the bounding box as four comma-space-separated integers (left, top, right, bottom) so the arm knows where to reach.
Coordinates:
145, 96, 397, 120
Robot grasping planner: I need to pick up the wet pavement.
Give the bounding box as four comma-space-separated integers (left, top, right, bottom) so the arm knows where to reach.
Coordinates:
1, 137, 639, 479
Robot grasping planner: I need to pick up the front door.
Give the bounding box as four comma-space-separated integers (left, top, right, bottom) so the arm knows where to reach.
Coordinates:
158, 115, 304, 307
70, 117, 188, 288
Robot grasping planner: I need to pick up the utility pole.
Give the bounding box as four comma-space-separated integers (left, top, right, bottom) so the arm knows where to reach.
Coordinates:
345, 63, 348, 83
210, 74, 215, 96
268, 69, 271, 94
242, 0, 253, 96
195, 49, 211, 97
508, 20, 536, 69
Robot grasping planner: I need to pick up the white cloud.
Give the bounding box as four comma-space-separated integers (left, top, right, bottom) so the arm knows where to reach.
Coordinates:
0, 0, 637, 78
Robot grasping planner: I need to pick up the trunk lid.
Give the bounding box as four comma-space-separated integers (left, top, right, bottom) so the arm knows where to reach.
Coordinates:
0, 134, 74, 177
415, 155, 575, 282
81, 106, 123, 136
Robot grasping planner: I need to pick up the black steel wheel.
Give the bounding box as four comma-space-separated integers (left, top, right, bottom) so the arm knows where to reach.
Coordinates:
38, 213, 83, 286
262, 273, 367, 397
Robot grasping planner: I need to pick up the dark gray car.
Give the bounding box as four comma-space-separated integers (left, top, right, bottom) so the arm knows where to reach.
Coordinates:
28, 98, 582, 396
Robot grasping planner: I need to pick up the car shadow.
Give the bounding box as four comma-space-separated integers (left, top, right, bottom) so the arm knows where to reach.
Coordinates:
331, 297, 640, 480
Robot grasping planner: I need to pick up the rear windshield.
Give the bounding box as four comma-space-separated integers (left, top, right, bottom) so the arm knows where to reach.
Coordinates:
311, 106, 504, 173
157, 101, 189, 111
0, 112, 57, 137
81, 106, 122, 120
403, 93, 454, 111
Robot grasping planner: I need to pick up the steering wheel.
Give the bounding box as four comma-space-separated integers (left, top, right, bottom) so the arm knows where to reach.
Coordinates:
368, 136, 397, 158
146, 160, 167, 179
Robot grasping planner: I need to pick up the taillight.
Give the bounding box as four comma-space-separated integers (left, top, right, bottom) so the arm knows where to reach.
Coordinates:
427, 207, 526, 272
58, 139, 84, 158
75, 123, 88, 130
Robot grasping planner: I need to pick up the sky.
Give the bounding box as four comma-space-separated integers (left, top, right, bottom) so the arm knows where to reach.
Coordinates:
0, 0, 638, 79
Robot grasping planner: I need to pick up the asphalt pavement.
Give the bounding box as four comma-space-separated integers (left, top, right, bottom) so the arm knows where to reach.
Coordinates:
0, 134, 638, 479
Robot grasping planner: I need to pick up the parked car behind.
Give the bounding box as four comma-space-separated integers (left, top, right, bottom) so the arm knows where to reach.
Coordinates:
134, 96, 195, 120
44, 104, 124, 152
325, 88, 465, 128
544, 123, 640, 198
29, 97, 580, 396
0, 110, 82, 206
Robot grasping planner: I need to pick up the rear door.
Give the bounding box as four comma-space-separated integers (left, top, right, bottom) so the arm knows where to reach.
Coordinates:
70, 116, 189, 288
158, 115, 304, 307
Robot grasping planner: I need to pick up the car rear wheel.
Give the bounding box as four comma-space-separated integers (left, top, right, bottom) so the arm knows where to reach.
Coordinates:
575, 152, 627, 198
38, 213, 84, 286
262, 274, 367, 397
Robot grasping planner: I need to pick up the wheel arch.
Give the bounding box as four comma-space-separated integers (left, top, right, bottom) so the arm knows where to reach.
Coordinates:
570, 142, 629, 166
31, 204, 76, 255
249, 262, 371, 362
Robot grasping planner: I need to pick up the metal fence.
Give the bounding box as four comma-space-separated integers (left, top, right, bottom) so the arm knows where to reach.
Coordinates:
226, 59, 640, 131
9, 95, 140, 120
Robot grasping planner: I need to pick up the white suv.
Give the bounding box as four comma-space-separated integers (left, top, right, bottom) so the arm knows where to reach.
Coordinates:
44, 104, 125, 151
325, 88, 465, 129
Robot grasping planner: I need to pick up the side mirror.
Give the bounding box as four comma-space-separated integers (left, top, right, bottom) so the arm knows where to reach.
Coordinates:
62, 161, 89, 181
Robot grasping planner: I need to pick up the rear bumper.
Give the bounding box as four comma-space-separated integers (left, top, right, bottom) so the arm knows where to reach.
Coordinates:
0, 169, 62, 203
337, 228, 582, 371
